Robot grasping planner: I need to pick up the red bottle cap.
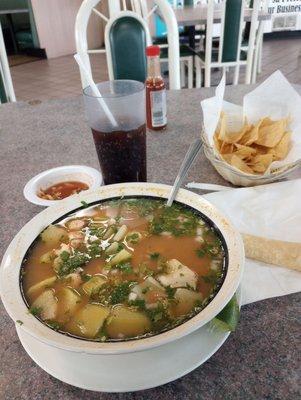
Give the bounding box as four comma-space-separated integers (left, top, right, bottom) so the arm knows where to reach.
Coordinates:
146, 45, 160, 57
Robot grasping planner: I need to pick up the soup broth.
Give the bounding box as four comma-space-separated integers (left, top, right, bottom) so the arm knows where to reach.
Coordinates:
21, 198, 226, 341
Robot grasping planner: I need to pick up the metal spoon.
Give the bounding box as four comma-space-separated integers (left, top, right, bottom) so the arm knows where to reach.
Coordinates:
166, 138, 202, 207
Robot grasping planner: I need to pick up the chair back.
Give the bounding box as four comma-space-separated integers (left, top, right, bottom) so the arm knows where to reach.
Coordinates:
75, 0, 180, 90
0, 21, 16, 103
105, 11, 151, 83
205, 0, 260, 83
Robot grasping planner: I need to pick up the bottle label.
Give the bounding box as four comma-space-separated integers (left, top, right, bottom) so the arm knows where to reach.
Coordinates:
150, 89, 167, 127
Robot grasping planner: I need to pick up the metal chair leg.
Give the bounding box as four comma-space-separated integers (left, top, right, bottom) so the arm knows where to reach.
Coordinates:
204, 66, 211, 88
233, 65, 240, 85
195, 58, 202, 88
188, 57, 193, 89
180, 60, 185, 88
257, 38, 262, 74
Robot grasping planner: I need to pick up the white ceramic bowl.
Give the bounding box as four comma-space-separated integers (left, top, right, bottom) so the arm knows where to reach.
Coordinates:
0, 182, 244, 356
23, 165, 103, 206
201, 130, 301, 187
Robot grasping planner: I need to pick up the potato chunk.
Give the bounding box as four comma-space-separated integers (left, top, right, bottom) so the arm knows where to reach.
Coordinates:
67, 219, 87, 231
82, 275, 106, 296
27, 276, 57, 296
113, 225, 127, 242
40, 250, 54, 264
131, 277, 165, 303
105, 241, 119, 255
62, 273, 82, 288
72, 304, 110, 338
41, 225, 68, 245
110, 249, 132, 266
157, 259, 198, 289
106, 306, 151, 339
57, 287, 81, 319
171, 288, 202, 317
31, 289, 58, 320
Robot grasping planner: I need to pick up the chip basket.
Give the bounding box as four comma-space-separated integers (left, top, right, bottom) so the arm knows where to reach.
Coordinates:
201, 129, 301, 187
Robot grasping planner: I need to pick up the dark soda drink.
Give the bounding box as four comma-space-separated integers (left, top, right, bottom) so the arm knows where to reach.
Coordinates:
91, 123, 147, 185
83, 80, 146, 185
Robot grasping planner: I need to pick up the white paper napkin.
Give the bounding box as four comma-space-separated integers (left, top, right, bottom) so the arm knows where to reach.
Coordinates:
201, 71, 301, 171
202, 179, 301, 305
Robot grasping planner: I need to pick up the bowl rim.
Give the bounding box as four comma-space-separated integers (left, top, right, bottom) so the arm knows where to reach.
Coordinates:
0, 182, 244, 355
23, 165, 103, 207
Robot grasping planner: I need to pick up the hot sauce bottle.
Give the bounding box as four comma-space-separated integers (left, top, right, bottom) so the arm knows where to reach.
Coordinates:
145, 45, 167, 131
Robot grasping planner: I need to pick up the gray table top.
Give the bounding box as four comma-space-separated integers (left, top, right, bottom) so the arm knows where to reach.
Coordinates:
174, 4, 271, 25
0, 84, 300, 399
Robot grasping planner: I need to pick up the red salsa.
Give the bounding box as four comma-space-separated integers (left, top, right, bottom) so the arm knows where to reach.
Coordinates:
38, 181, 89, 200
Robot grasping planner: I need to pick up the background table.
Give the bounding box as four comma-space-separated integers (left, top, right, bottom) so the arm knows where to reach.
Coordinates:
174, 4, 271, 26
0, 85, 300, 399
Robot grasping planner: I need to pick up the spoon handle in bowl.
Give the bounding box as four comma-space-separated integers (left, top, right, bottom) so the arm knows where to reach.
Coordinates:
167, 139, 202, 207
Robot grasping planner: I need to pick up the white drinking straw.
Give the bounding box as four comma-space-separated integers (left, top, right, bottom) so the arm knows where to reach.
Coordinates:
74, 53, 118, 127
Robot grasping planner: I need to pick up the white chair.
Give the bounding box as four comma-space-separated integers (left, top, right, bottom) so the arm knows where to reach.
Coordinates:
75, 0, 181, 90
0, 21, 16, 103
135, 0, 194, 89
251, 0, 268, 83
194, 0, 260, 88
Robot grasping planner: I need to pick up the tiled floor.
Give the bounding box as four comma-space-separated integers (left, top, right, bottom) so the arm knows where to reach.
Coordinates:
10, 36, 301, 102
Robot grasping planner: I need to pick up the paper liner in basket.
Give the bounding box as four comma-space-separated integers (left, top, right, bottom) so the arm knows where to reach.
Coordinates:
201, 71, 301, 175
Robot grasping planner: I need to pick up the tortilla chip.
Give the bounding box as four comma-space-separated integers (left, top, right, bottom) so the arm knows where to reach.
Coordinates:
220, 141, 235, 154
228, 154, 255, 174
222, 127, 246, 144
239, 121, 260, 145
251, 144, 268, 155
234, 144, 257, 159
213, 134, 222, 152
212, 113, 291, 176
259, 117, 274, 127
255, 118, 288, 147
248, 154, 273, 173
268, 131, 291, 160
217, 112, 228, 141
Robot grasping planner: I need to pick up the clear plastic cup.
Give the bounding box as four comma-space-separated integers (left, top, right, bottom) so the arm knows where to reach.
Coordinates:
83, 80, 146, 185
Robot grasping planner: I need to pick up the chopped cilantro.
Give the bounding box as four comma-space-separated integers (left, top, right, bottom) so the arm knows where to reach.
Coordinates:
110, 281, 136, 305
82, 273, 92, 282
29, 306, 42, 316
58, 251, 89, 276
196, 248, 207, 258
60, 250, 70, 262
149, 252, 160, 260
46, 320, 61, 331
202, 275, 217, 284
150, 204, 199, 237
126, 232, 140, 244
88, 242, 102, 258
165, 286, 176, 299
146, 302, 169, 325
16, 320, 23, 326
202, 270, 222, 285
196, 241, 222, 259
129, 299, 146, 310
115, 262, 133, 274
80, 200, 89, 208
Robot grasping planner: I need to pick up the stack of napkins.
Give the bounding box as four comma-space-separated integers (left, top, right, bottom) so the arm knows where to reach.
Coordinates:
203, 179, 301, 305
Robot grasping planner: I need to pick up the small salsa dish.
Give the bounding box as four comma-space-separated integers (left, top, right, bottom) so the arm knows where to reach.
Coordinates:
23, 165, 103, 207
